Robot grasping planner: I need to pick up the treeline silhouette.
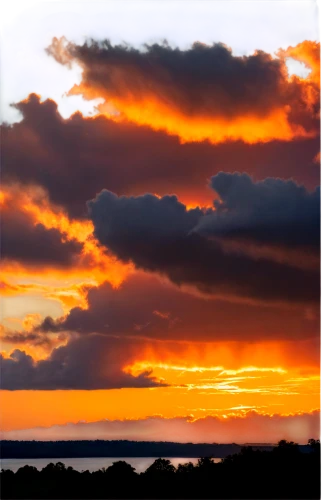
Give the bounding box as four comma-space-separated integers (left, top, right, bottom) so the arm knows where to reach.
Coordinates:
1, 440, 265, 459
1, 440, 320, 499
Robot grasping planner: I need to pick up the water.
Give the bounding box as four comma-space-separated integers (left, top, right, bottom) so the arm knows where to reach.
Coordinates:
0, 457, 221, 473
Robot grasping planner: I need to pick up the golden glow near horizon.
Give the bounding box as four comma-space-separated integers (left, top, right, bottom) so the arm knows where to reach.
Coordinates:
1, 375, 320, 432
0, 339, 320, 431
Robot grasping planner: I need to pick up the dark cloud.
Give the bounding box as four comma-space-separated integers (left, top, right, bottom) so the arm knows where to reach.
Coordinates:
1, 95, 320, 218
0, 335, 167, 390
199, 172, 320, 250
1, 333, 51, 346
87, 174, 320, 304
48, 38, 319, 143
64, 40, 289, 117
37, 273, 319, 342
38, 276, 177, 336
1, 192, 83, 267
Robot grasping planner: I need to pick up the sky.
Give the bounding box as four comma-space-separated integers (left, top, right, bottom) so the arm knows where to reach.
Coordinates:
0, 0, 320, 444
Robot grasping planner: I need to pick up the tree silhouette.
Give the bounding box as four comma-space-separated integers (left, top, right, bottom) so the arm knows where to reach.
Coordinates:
105, 460, 136, 478
176, 462, 195, 475
145, 458, 176, 478
308, 438, 320, 452
0, 440, 321, 499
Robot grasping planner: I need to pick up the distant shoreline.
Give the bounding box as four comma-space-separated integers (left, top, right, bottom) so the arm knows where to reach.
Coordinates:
1, 439, 308, 459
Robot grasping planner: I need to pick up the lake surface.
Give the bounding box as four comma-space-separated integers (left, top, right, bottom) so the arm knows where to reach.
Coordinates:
0, 457, 221, 473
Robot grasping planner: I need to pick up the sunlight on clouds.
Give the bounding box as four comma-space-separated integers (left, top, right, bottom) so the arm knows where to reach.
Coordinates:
0, 184, 131, 301
52, 37, 319, 145
125, 361, 319, 393
80, 93, 315, 145
0, 185, 132, 353
126, 362, 287, 377
22, 313, 42, 331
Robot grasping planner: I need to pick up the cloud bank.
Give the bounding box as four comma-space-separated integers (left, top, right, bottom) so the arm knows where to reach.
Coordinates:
88, 173, 320, 304
37, 273, 319, 342
1, 411, 320, 445
1, 95, 320, 218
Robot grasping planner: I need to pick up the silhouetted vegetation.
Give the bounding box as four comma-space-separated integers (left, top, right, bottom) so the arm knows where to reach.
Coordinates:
1, 440, 253, 459
1, 439, 320, 499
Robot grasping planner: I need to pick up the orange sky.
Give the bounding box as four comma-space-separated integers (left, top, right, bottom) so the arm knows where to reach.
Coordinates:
0, 347, 320, 431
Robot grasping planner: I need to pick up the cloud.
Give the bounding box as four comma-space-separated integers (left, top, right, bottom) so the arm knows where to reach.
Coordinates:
1, 94, 320, 218
199, 172, 320, 251
0, 281, 22, 296
47, 38, 320, 144
1, 189, 83, 267
1, 332, 51, 346
313, 152, 320, 164
0, 186, 130, 289
1, 411, 320, 444
279, 41, 320, 86
0, 335, 167, 390
2, 271, 319, 390
87, 173, 320, 304
0, 281, 88, 320
37, 273, 319, 342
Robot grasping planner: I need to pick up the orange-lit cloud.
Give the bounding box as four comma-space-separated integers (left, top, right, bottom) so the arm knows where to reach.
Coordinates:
2, 94, 320, 219
0, 184, 131, 287
0, 263, 320, 402
1, 323, 320, 390
92, 98, 312, 144
0, 334, 169, 390
47, 38, 320, 145
280, 40, 320, 85
0, 331, 70, 361
125, 361, 318, 398
0, 280, 87, 309
126, 362, 287, 377
0, 281, 22, 297
1, 185, 83, 269
22, 314, 43, 332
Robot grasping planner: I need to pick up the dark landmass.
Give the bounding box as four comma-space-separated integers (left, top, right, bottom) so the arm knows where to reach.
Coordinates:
0, 440, 320, 499
0, 440, 278, 459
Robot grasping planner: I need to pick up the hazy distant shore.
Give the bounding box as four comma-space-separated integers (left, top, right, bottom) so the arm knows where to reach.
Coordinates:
2, 439, 309, 459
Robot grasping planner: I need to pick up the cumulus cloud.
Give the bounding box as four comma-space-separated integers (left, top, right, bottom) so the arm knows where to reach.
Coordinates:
1, 411, 320, 444
1, 94, 320, 217
87, 174, 320, 304
199, 172, 320, 251
0, 335, 167, 390
47, 38, 320, 144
